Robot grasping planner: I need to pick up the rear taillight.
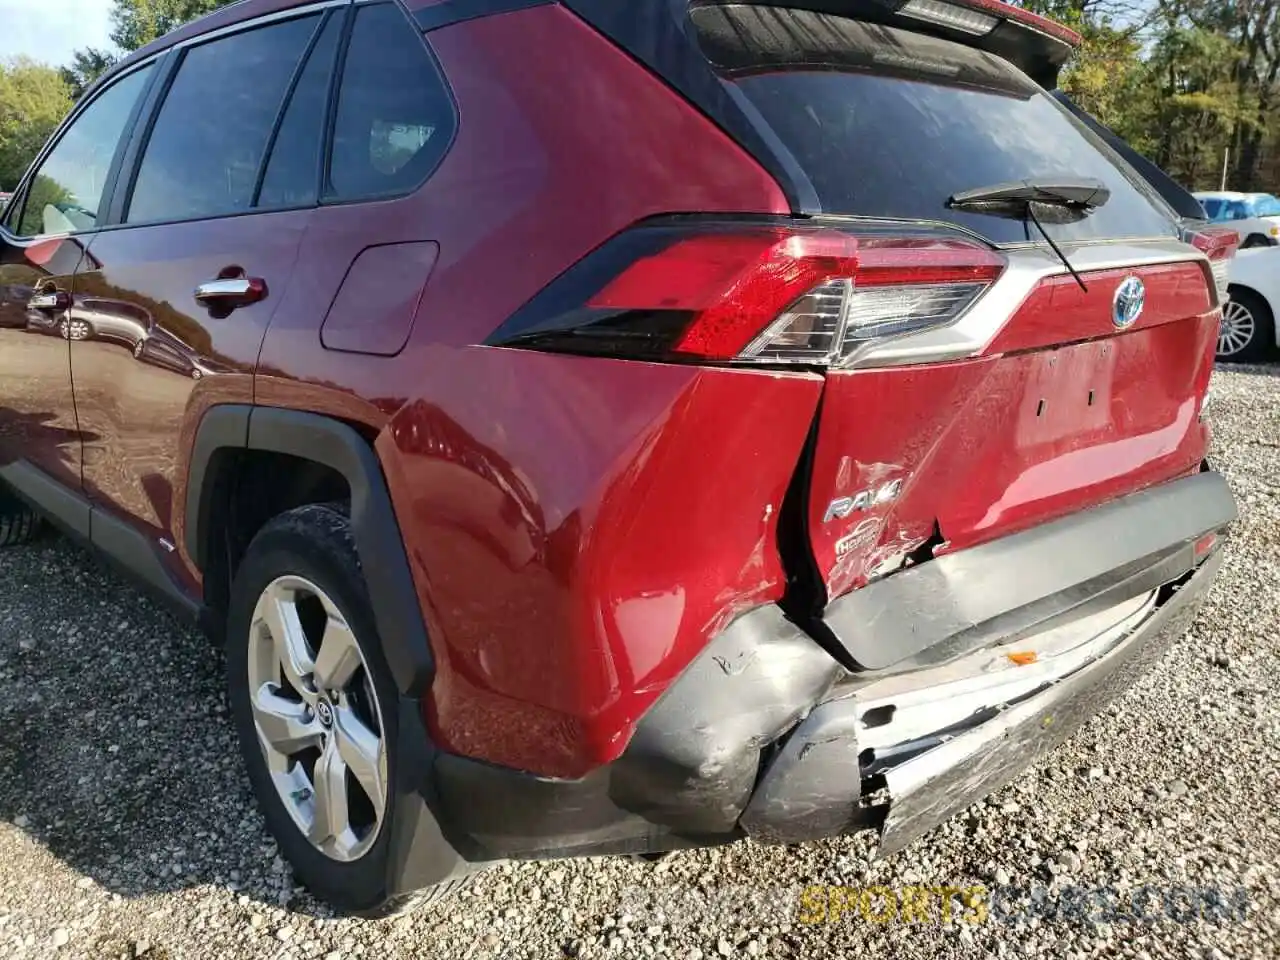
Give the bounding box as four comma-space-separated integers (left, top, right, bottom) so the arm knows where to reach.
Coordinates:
1186, 226, 1239, 304
489, 220, 1005, 367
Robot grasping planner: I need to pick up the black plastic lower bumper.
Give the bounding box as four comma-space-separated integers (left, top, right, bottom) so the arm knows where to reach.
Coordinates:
424, 470, 1236, 864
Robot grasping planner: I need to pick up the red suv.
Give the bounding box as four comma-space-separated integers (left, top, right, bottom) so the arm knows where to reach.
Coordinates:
0, 0, 1239, 917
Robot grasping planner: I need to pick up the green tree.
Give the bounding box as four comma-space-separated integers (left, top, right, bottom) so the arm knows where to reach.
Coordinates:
1021, 0, 1280, 191
0, 58, 74, 192
108, 0, 235, 52
61, 48, 119, 100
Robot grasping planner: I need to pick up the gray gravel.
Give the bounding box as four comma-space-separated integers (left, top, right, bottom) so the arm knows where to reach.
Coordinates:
2, 365, 1279, 959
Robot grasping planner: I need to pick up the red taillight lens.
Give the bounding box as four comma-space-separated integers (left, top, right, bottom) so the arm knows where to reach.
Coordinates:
490, 220, 1006, 366
588, 229, 864, 358
1186, 225, 1239, 304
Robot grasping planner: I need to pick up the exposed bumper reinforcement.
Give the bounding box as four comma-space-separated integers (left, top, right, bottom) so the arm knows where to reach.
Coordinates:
878, 553, 1218, 855
740, 547, 1223, 849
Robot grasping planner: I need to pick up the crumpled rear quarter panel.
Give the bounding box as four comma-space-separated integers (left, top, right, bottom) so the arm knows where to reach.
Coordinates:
381, 348, 820, 777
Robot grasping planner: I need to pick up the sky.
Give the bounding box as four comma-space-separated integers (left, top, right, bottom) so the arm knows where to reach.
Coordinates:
0, 0, 114, 67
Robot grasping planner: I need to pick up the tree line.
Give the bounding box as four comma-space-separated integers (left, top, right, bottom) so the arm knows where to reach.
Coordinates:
1024, 0, 1280, 192
2, 0, 1278, 195
1, 0, 231, 191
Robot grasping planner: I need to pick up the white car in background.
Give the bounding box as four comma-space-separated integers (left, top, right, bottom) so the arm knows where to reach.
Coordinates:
1220, 246, 1280, 361
1195, 191, 1280, 249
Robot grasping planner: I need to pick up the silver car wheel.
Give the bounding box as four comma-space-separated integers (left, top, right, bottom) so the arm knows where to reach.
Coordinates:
247, 575, 387, 862
61, 318, 90, 341
1219, 299, 1256, 358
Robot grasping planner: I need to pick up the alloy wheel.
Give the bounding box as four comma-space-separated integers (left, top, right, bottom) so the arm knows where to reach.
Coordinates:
1219, 299, 1256, 358
61, 319, 90, 341
247, 575, 387, 862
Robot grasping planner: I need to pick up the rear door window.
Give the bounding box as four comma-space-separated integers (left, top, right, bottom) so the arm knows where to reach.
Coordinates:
1200, 199, 1225, 220
126, 15, 321, 224
1251, 195, 1280, 217
257, 11, 344, 209
691, 5, 1178, 245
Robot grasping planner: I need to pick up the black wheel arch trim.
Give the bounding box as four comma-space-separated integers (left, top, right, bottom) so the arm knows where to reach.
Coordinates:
186, 404, 434, 697
187, 404, 467, 897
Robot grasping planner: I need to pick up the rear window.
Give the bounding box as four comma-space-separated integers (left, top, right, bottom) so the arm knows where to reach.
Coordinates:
691, 5, 1177, 245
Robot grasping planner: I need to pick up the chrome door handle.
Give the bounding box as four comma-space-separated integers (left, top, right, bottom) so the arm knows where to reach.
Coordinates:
27, 290, 70, 311
194, 275, 267, 306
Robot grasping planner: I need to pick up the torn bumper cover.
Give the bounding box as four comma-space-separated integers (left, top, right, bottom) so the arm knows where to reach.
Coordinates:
434, 470, 1234, 860
741, 552, 1220, 851
738, 470, 1234, 851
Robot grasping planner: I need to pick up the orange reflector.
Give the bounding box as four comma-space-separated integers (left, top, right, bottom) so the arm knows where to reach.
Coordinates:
1194, 532, 1218, 557
1007, 651, 1038, 666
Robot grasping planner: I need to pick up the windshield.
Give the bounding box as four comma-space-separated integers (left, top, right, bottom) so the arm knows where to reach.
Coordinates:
1200, 198, 1226, 219
691, 5, 1177, 245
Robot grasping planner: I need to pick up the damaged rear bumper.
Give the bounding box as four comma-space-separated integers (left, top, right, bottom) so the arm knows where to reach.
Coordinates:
741, 547, 1221, 851
432, 470, 1235, 860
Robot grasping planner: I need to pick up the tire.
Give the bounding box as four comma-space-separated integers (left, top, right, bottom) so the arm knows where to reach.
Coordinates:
226, 502, 465, 917
0, 488, 41, 547
1219, 287, 1275, 362
1241, 234, 1273, 249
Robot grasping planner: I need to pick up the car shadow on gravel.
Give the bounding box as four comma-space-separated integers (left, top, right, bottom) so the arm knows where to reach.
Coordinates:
0, 535, 335, 918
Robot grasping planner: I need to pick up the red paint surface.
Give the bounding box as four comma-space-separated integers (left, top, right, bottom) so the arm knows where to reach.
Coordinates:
382, 349, 819, 775
319, 242, 439, 357
253, 6, 792, 774
985, 262, 1212, 355
809, 263, 1219, 601
73, 210, 312, 585
0, 235, 89, 488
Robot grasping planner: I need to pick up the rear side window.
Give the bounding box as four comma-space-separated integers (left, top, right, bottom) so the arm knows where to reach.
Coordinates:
127, 15, 320, 224
692, 5, 1177, 245
326, 2, 455, 202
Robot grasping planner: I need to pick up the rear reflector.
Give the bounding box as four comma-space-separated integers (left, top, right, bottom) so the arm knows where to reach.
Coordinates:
1186, 226, 1240, 304
490, 220, 1005, 366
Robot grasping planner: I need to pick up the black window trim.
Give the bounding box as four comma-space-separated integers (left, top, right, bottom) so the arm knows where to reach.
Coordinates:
0, 56, 162, 243
319, 2, 358, 201
251, 11, 333, 208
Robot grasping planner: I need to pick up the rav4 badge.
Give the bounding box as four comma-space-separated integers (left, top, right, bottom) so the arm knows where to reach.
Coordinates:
823, 478, 903, 523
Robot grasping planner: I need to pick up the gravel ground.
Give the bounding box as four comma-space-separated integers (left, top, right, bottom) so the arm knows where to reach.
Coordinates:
1, 366, 1278, 960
